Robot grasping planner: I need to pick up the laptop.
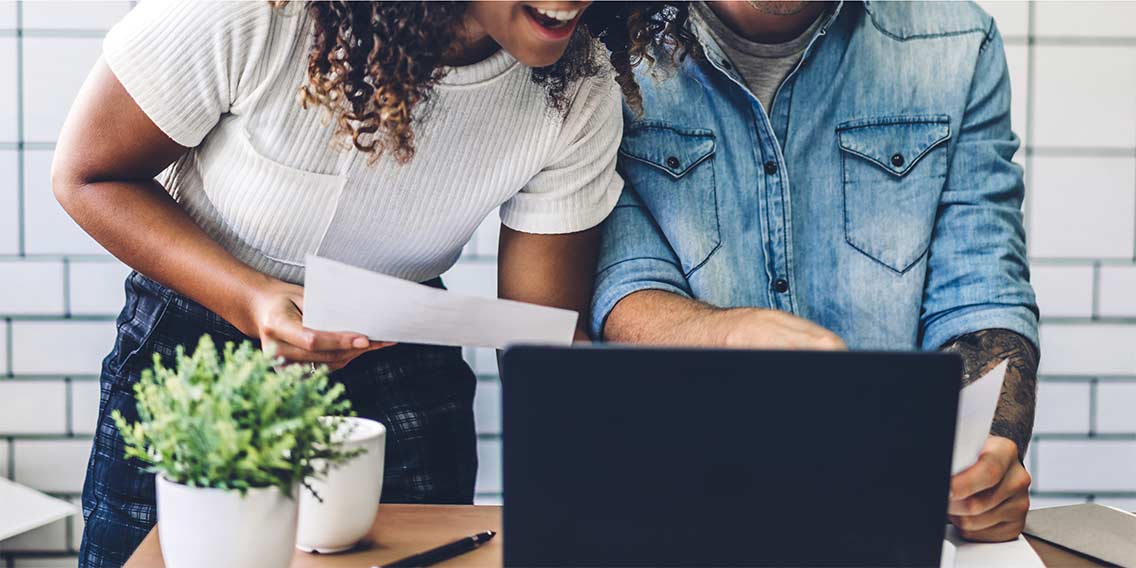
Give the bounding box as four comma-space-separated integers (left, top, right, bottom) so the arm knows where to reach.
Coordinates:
500, 346, 961, 566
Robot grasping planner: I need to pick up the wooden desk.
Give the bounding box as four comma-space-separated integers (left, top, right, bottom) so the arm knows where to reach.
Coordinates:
125, 504, 1103, 567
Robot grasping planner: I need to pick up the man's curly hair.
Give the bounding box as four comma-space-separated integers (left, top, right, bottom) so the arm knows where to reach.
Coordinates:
294, 2, 698, 164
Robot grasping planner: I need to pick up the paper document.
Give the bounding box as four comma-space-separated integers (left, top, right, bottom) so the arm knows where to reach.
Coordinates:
943, 525, 1044, 568
951, 360, 1007, 475
302, 255, 578, 349
0, 478, 78, 541
1024, 503, 1136, 566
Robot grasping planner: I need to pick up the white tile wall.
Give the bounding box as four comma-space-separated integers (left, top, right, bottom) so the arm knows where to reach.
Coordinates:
10, 321, 117, 375
69, 379, 100, 436
21, 37, 102, 143
1, 2, 1135, 561
0, 260, 64, 315
1032, 46, 1136, 149
1035, 440, 1136, 492
1034, 1, 1136, 37
21, 1, 130, 30
23, 150, 106, 255
1034, 382, 1090, 434
1029, 156, 1135, 259
1039, 324, 1136, 375
1096, 383, 1136, 433
12, 438, 92, 493
1097, 265, 1136, 317
0, 150, 19, 254
68, 259, 131, 316
0, 380, 65, 434
1030, 264, 1094, 318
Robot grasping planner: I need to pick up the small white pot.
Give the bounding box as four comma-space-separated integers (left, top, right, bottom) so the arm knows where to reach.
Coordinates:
156, 474, 298, 568
297, 417, 386, 553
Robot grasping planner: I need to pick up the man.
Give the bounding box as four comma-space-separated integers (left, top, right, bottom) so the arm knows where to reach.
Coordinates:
592, 1, 1039, 542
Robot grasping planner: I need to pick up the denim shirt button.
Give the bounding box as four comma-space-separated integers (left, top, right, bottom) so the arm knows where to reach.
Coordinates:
764, 161, 778, 175
773, 278, 790, 293
891, 153, 905, 167
666, 156, 681, 169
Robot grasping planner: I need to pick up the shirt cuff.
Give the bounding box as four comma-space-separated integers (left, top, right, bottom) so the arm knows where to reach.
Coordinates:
590, 257, 692, 340
921, 304, 1040, 352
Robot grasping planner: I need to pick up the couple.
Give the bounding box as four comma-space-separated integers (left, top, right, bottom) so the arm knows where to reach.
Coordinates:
54, 1, 1038, 566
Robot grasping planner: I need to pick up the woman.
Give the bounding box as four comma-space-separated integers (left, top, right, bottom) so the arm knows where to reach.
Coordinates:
53, 1, 694, 565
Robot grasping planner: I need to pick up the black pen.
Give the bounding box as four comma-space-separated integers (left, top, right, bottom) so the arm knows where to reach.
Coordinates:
377, 530, 497, 568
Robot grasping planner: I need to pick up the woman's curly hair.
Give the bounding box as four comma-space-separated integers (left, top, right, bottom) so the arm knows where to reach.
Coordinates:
293, 2, 699, 164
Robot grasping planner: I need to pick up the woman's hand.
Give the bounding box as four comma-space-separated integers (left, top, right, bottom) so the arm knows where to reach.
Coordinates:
248, 279, 393, 371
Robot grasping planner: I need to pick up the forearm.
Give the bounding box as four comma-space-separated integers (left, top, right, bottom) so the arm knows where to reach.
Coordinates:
604, 290, 735, 346
940, 328, 1039, 460
54, 177, 271, 336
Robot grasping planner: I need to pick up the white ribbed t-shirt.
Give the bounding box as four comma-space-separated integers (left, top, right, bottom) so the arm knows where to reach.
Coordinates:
103, 1, 623, 284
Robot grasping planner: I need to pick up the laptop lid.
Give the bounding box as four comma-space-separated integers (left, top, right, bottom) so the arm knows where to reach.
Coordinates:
501, 346, 960, 566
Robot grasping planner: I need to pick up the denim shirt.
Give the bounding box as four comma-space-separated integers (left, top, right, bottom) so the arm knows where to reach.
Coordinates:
591, 1, 1039, 351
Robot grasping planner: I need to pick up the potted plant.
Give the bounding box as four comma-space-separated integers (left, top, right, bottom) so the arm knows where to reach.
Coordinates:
113, 334, 361, 568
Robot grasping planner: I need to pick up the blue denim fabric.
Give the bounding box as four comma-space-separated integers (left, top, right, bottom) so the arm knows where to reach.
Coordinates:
80, 272, 477, 568
592, 1, 1038, 351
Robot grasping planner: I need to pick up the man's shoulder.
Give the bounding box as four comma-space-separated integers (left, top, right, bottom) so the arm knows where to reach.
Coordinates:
861, 0, 993, 42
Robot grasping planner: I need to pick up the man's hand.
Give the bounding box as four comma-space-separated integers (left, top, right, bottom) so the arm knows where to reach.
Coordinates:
720, 308, 847, 351
949, 436, 1031, 542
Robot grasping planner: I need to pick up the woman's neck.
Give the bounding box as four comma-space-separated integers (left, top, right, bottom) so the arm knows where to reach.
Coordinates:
442, 15, 500, 67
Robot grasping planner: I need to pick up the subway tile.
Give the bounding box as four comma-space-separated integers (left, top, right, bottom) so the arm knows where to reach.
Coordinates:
474, 379, 501, 436
1098, 265, 1136, 318
0, 260, 65, 315
442, 260, 496, 299
1004, 44, 1028, 144
11, 320, 116, 375
1035, 2, 1136, 38
0, 2, 15, 29
12, 438, 92, 493
1039, 324, 1136, 375
22, 1, 130, 30
70, 379, 101, 436
0, 38, 15, 143
2, 516, 68, 552
476, 438, 501, 495
0, 380, 66, 434
23, 37, 103, 143
1032, 46, 1136, 148
23, 150, 106, 255
1029, 156, 1135, 259
0, 149, 18, 255
1034, 382, 1090, 434
1034, 440, 1136, 492
0, 438, 8, 478
977, 0, 1029, 38
68, 259, 131, 316
1097, 383, 1136, 434
1030, 264, 1094, 318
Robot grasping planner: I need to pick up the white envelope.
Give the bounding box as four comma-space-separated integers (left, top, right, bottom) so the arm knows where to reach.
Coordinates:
302, 255, 578, 349
951, 360, 1008, 475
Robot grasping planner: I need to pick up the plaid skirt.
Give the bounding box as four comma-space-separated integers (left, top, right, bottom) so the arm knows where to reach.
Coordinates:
79, 272, 478, 568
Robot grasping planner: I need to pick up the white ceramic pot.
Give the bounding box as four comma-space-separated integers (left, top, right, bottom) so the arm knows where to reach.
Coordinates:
156, 474, 298, 568
296, 417, 386, 553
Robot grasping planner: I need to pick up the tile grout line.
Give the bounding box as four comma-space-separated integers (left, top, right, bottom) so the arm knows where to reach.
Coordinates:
1091, 261, 1101, 319
13, 0, 23, 258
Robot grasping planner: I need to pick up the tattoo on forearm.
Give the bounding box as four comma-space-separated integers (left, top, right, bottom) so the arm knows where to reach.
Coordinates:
941, 329, 1039, 461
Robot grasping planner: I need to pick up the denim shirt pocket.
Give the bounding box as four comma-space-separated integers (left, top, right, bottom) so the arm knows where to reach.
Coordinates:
837, 115, 951, 274
618, 121, 720, 276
